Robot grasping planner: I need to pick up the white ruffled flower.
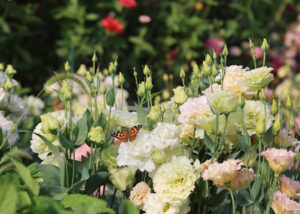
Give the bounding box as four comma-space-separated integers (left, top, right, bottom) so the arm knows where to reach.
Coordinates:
24, 95, 45, 116
30, 110, 67, 160
111, 110, 138, 128
0, 111, 19, 144
153, 156, 200, 205
151, 122, 181, 149
117, 131, 159, 172
143, 193, 191, 214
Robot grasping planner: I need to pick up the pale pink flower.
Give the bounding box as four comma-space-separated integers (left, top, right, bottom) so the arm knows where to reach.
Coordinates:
271, 191, 300, 214
129, 182, 151, 209
74, 143, 91, 162
261, 148, 295, 175
204, 38, 225, 55
249, 46, 264, 59
93, 185, 105, 197
280, 176, 300, 199
264, 88, 274, 100
229, 46, 242, 57
202, 159, 243, 184
230, 168, 256, 191
139, 15, 151, 24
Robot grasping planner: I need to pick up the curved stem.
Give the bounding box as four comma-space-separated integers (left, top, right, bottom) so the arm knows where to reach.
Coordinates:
229, 189, 236, 214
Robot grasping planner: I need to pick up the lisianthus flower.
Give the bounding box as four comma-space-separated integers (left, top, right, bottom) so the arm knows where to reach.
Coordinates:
204, 38, 225, 55
208, 90, 238, 115
111, 110, 138, 128
139, 15, 151, 24
143, 193, 191, 214
0, 111, 19, 144
24, 95, 45, 116
229, 46, 242, 57
271, 191, 300, 214
101, 16, 124, 34
261, 148, 295, 175
129, 182, 151, 209
73, 143, 91, 162
244, 66, 273, 91
119, 0, 137, 9
249, 46, 264, 59
151, 122, 181, 149
230, 168, 256, 191
153, 156, 200, 205
202, 159, 243, 184
280, 176, 300, 199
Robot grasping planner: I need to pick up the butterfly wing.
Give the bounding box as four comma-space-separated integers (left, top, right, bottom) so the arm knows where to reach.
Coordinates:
128, 125, 142, 142
111, 130, 128, 142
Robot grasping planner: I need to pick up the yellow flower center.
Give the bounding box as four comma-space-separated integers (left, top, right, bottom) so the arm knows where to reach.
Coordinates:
175, 178, 183, 183
163, 203, 170, 212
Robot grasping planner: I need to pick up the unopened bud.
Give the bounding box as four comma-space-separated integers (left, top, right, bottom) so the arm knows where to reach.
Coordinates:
152, 147, 166, 165
180, 68, 185, 79
163, 74, 168, 82
289, 117, 295, 129
249, 39, 254, 49
205, 54, 212, 65
77, 64, 87, 76
137, 82, 146, 97
193, 64, 199, 76
86, 72, 93, 82
222, 44, 228, 56
61, 80, 72, 100
118, 72, 125, 85
5, 65, 16, 77
261, 38, 269, 52
273, 116, 281, 135
100, 85, 106, 94
133, 70, 137, 78
65, 61, 71, 72
147, 105, 161, 122
271, 99, 278, 116
213, 51, 217, 61
238, 94, 245, 108
162, 90, 170, 100
286, 96, 292, 110
259, 89, 266, 101
103, 68, 109, 76
211, 64, 218, 78
202, 62, 210, 76
3, 79, 14, 91
173, 86, 188, 105
0, 63, 4, 71
145, 76, 153, 90
109, 62, 116, 75
92, 51, 97, 63
143, 65, 151, 76
256, 115, 266, 136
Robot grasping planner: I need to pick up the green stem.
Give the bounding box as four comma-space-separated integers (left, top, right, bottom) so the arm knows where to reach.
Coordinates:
258, 137, 262, 174
265, 176, 278, 214
105, 106, 112, 137
214, 113, 219, 146
263, 52, 266, 67
229, 189, 236, 214
110, 188, 117, 208
71, 147, 75, 186
219, 114, 229, 150
94, 93, 98, 121
121, 85, 123, 110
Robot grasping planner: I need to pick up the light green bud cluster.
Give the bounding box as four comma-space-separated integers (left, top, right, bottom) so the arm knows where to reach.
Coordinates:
88, 126, 105, 144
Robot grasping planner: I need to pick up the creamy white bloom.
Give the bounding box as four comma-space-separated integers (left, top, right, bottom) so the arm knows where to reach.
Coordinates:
111, 110, 138, 128
153, 156, 200, 205
244, 67, 273, 91
202, 83, 222, 95
0, 111, 19, 144
0, 71, 18, 87
117, 131, 159, 172
151, 122, 181, 149
40, 155, 59, 166
143, 193, 190, 214
24, 95, 45, 116
30, 111, 67, 160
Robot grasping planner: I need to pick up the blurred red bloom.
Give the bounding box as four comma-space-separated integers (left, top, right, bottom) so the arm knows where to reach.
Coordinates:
204, 38, 225, 55
119, 0, 137, 8
249, 46, 263, 59
101, 16, 124, 34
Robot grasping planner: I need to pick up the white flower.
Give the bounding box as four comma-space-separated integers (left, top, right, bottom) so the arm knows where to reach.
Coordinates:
151, 122, 181, 149
153, 156, 200, 205
143, 193, 190, 214
0, 71, 18, 87
202, 83, 222, 95
244, 66, 273, 91
111, 110, 138, 128
40, 155, 59, 166
24, 95, 45, 116
0, 111, 19, 144
117, 131, 159, 172
30, 110, 67, 160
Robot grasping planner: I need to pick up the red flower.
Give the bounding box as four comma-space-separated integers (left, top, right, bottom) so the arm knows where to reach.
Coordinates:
119, 0, 137, 9
101, 16, 124, 34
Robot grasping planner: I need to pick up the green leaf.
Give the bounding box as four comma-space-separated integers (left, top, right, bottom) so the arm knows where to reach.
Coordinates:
17, 191, 32, 210
103, 137, 114, 149
295, 152, 300, 161
0, 184, 17, 214
74, 112, 89, 146
106, 89, 115, 107
10, 157, 40, 195
198, 178, 209, 198
263, 126, 273, 147
118, 199, 139, 214
135, 104, 153, 131
29, 195, 67, 213
238, 132, 250, 152
236, 190, 253, 206
251, 177, 262, 201
93, 112, 107, 129
84, 171, 109, 195
58, 130, 74, 149
204, 132, 215, 153
68, 168, 89, 193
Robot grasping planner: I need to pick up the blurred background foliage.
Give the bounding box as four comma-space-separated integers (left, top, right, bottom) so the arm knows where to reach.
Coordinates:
0, 0, 300, 102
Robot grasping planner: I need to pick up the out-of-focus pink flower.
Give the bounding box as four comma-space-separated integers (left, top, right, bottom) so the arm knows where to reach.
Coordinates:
139, 15, 151, 24
101, 16, 124, 34
298, 14, 300, 22
229, 46, 242, 57
119, 0, 137, 9
204, 38, 225, 55
249, 46, 264, 59
280, 175, 300, 199
74, 143, 91, 162
271, 191, 300, 214
272, 56, 283, 73
264, 88, 274, 100
294, 143, 300, 171
261, 148, 296, 175
168, 49, 178, 59
93, 185, 105, 198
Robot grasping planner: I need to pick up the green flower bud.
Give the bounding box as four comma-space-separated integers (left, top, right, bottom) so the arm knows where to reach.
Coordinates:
193, 64, 199, 76
77, 64, 87, 76
180, 67, 185, 79
278, 100, 282, 110
271, 99, 278, 116
205, 54, 212, 65
92, 51, 97, 63
109, 167, 136, 191
88, 126, 105, 144
213, 51, 217, 61
222, 44, 228, 56
109, 62, 117, 75
273, 116, 281, 136
3, 79, 14, 91
65, 61, 71, 72
163, 74, 168, 82
44, 133, 56, 143
100, 85, 106, 94
86, 72, 93, 82
261, 38, 269, 52
289, 117, 295, 129
162, 89, 170, 100
161, 105, 165, 113
249, 39, 254, 49
118, 72, 125, 85
133, 70, 138, 78
173, 86, 188, 105
152, 147, 166, 165
145, 76, 153, 90
154, 96, 161, 105
202, 62, 210, 76
286, 96, 292, 110
41, 113, 59, 134
143, 65, 151, 76
5, 64, 16, 77
137, 82, 146, 97
0, 63, 4, 71
103, 68, 109, 76
100, 144, 118, 170
147, 105, 161, 122
61, 80, 72, 100
259, 89, 266, 101
256, 115, 266, 136
211, 64, 218, 78
238, 94, 245, 108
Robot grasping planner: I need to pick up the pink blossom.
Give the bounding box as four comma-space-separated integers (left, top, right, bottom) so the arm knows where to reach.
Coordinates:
74, 143, 91, 162
229, 46, 242, 57
119, 0, 137, 9
272, 57, 283, 73
271, 191, 300, 214
204, 38, 225, 55
168, 49, 178, 59
249, 46, 264, 59
138, 15, 151, 24
264, 88, 273, 100
280, 175, 300, 199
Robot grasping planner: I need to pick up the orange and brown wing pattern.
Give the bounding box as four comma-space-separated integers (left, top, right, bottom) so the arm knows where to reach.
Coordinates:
128, 125, 142, 142
111, 125, 142, 142
111, 130, 128, 142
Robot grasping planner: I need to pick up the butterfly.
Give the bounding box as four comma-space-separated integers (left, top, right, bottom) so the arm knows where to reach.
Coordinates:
111, 125, 142, 142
